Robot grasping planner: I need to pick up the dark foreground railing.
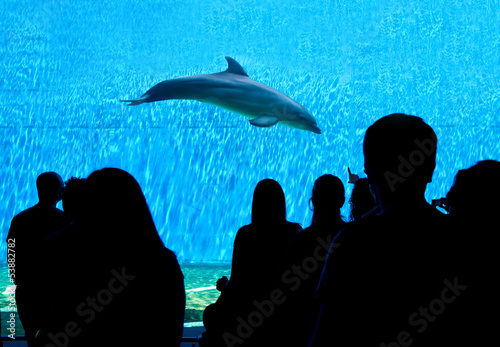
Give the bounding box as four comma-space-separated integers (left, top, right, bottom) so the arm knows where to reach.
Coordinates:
1, 336, 200, 344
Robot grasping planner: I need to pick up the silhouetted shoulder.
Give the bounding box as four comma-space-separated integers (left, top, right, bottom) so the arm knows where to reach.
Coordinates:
285, 220, 343, 260
234, 222, 301, 241
146, 245, 185, 301
318, 203, 452, 292
330, 213, 375, 246
7, 206, 38, 236
10, 204, 65, 227
155, 247, 184, 277
234, 224, 253, 238
301, 219, 345, 236
287, 221, 302, 231
11, 205, 37, 220
160, 246, 181, 263
316, 204, 455, 345
337, 203, 448, 241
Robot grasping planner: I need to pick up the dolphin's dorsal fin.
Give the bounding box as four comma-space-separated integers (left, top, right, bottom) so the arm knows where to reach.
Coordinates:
224, 57, 249, 77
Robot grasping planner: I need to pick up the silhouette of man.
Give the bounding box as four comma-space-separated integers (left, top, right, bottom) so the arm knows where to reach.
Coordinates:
6, 171, 66, 345
310, 114, 459, 347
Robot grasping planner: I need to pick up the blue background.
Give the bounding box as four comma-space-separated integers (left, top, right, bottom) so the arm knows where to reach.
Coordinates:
1, 0, 499, 262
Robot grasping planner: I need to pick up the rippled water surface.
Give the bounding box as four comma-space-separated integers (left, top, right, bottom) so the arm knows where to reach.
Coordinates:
1, 0, 499, 260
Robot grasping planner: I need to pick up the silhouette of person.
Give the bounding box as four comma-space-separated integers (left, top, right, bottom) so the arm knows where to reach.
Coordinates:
310, 114, 458, 347
201, 179, 301, 347
273, 174, 346, 347
446, 159, 500, 222
6, 171, 66, 345
34, 176, 88, 345
443, 159, 500, 344
36, 168, 185, 347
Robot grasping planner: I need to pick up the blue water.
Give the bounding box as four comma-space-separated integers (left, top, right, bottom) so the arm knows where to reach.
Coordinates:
0, 0, 499, 262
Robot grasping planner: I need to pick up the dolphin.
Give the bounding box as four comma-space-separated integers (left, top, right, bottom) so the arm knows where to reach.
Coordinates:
121, 57, 321, 134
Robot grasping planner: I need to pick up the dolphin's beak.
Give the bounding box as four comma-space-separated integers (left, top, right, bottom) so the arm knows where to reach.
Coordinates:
309, 124, 322, 134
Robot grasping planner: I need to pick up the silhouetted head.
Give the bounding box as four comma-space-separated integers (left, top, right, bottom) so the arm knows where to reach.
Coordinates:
62, 177, 86, 222
446, 160, 500, 221
82, 168, 164, 252
363, 114, 437, 205
36, 172, 64, 205
310, 174, 345, 225
251, 179, 286, 225
348, 178, 376, 221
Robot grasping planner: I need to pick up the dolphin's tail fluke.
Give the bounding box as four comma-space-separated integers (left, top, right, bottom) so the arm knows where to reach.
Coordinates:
120, 94, 150, 106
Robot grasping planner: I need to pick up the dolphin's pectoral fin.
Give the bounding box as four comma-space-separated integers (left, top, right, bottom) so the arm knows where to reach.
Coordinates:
249, 115, 280, 128
120, 94, 150, 106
